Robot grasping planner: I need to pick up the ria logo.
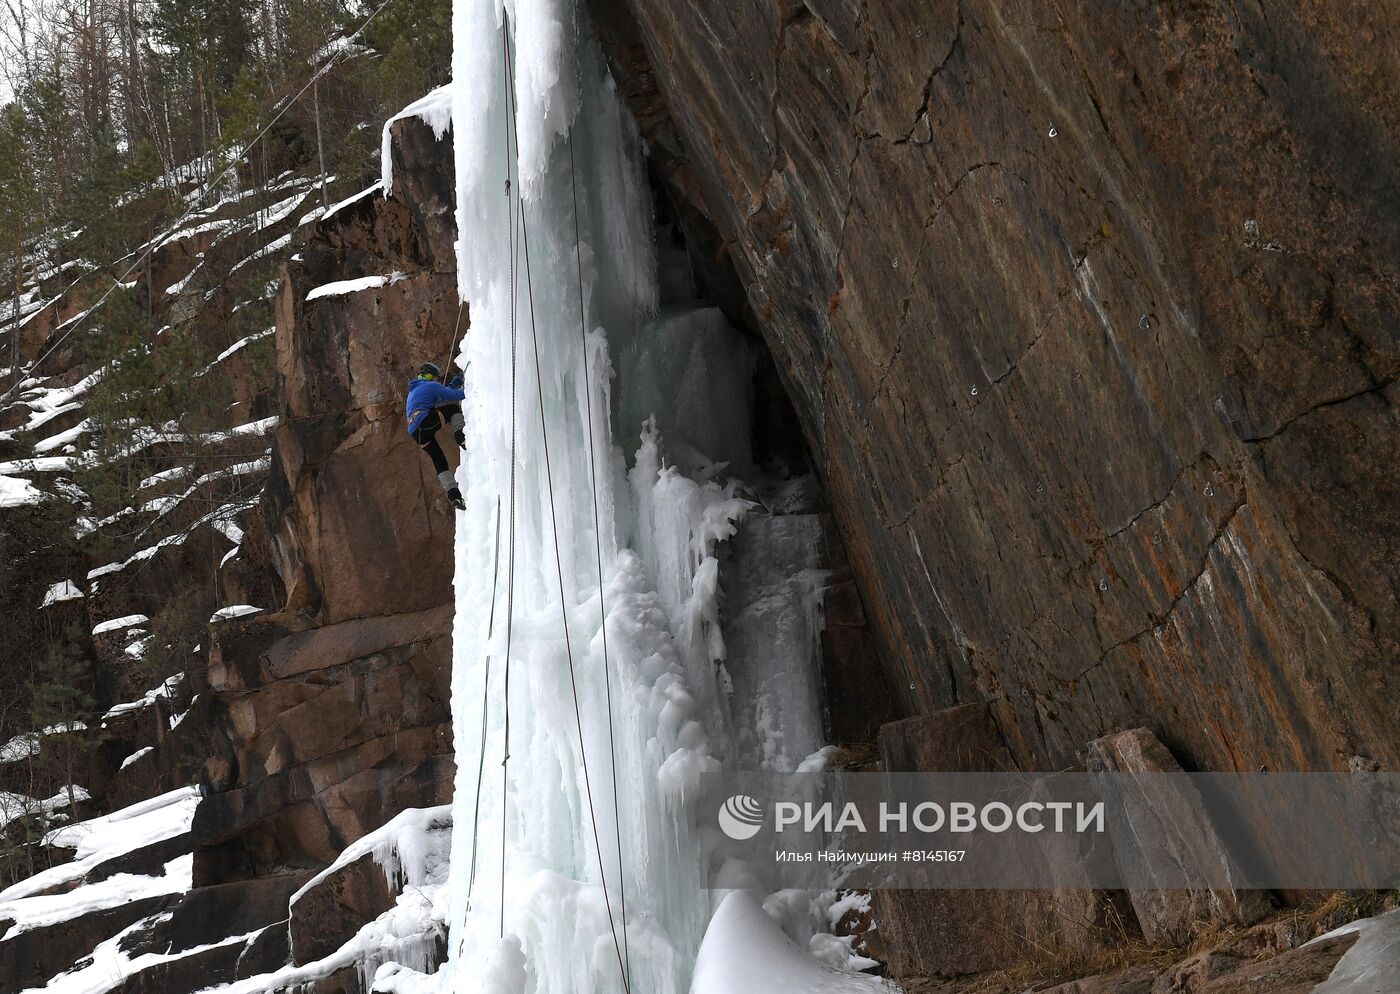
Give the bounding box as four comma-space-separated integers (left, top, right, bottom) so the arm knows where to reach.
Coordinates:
718, 794, 765, 840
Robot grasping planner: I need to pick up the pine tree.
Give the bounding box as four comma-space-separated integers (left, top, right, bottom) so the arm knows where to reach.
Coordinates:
30, 627, 95, 813
0, 103, 38, 382
146, 0, 253, 176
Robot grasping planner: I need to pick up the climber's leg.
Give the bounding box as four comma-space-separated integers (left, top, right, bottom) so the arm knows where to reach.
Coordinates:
413, 421, 465, 510
443, 403, 466, 450
417, 432, 450, 477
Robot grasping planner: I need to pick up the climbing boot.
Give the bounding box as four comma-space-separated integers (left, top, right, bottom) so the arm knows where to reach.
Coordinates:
454, 429, 467, 450
451, 412, 467, 450
448, 487, 466, 511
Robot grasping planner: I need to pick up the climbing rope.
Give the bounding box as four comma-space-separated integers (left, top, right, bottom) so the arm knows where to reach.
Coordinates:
444, 299, 467, 383
463, 496, 503, 923
500, 16, 632, 994
499, 13, 521, 944
567, 129, 633, 986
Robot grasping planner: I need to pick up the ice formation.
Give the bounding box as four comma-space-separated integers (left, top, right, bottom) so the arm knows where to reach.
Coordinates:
422, 2, 881, 992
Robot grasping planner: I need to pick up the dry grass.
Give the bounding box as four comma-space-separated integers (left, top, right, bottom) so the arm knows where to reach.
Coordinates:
970, 889, 1398, 992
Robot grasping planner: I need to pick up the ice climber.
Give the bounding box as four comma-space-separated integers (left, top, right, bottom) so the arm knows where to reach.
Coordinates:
406, 361, 467, 510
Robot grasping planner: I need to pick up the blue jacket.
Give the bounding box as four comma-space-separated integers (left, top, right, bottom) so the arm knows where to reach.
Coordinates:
405, 377, 465, 435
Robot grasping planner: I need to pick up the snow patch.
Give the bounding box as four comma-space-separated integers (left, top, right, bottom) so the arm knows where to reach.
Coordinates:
40, 579, 84, 607
324, 181, 384, 221
290, 805, 453, 913
92, 614, 149, 636
306, 272, 409, 301
0, 473, 43, 508
119, 746, 154, 771
210, 604, 262, 622
0, 787, 86, 832
1308, 908, 1400, 992
103, 673, 185, 722
0, 789, 197, 933
34, 419, 91, 454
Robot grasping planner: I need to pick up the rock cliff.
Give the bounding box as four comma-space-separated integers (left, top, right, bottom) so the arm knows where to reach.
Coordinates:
3, 4, 1398, 991
190, 112, 464, 981
587, 0, 1399, 777
0, 113, 463, 994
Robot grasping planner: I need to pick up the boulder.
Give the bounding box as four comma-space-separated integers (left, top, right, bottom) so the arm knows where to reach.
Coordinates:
1149, 932, 1357, 994
873, 703, 1135, 977
1038, 968, 1157, 994
1087, 727, 1272, 944
288, 851, 395, 965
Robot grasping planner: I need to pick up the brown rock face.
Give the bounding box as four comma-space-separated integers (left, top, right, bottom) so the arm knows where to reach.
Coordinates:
266, 114, 462, 627
183, 114, 462, 983
588, 0, 1400, 776
196, 605, 453, 880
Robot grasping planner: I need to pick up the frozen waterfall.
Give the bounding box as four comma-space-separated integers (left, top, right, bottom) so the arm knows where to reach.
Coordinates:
428, 2, 884, 992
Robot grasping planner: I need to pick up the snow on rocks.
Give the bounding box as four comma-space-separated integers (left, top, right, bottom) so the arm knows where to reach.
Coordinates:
39, 787, 195, 867
23, 914, 262, 994
192, 808, 453, 994
140, 456, 268, 520
0, 788, 198, 935
228, 233, 292, 274
289, 804, 453, 913
0, 455, 77, 475
119, 746, 154, 771
40, 579, 84, 607
1308, 908, 1400, 993
207, 327, 274, 367
256, 188, 316, 231
196, 415, 279, 444
381, 85, 453, 196
34, 419, 91, 454
0, 733, 40, 763
103, 673, 185, 722
86, 495, 259, 589
305, 272, 410, 301
0, 472, 43, 507
322, 181, 384, 222
19, 365, 106, 432
1, 723, 91, 765
0, 787, 87, 832
92, 614, 149, 636
137, 466, 192, 491
209, 604, 262, 623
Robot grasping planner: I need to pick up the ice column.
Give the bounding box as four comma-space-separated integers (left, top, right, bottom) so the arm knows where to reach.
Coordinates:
442, 1, 716, 992
438, 2, 840, 993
